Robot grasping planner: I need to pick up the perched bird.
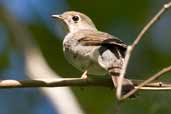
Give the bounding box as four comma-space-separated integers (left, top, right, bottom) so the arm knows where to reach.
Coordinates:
52, 11, 134, 95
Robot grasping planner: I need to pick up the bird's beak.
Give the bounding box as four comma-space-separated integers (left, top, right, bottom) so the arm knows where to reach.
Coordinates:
51, 14, 63, 20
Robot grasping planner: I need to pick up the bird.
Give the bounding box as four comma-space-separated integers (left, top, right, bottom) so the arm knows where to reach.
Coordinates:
52, 11, 134, 96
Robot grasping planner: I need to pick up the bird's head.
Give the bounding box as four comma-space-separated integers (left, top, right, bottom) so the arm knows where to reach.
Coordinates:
52, 11, 97, 33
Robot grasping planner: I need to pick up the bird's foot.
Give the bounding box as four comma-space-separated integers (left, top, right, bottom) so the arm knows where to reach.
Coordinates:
81, 70, 88, 79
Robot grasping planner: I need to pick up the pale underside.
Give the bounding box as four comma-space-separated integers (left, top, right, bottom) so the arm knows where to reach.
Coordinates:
63, 30, 126, 76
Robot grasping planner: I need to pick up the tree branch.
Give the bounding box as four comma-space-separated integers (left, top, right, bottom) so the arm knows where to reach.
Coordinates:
0, 77, 171, 90
117, 1, 171, 100
121, 66, 171, 100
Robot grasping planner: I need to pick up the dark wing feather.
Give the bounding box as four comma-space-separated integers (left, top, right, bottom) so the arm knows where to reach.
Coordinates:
78, 31, 127, 49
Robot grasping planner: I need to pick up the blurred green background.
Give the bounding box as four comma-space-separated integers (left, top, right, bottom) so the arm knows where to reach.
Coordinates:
0, 0, 171, 114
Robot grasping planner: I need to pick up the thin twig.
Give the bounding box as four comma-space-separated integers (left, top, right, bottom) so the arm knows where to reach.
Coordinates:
117, 1, 171, 100
121, 66, 171, 100
115, 100, 121, 114
0, 78, 171, 89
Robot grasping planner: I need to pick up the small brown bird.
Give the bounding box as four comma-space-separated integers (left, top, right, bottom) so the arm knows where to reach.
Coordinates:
52, 11, 134, 95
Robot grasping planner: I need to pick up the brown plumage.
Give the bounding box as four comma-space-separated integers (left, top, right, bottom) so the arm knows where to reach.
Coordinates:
52, 11, 134, 96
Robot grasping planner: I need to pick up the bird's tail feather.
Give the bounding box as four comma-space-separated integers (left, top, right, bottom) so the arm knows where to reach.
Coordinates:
111, 76, 135, 97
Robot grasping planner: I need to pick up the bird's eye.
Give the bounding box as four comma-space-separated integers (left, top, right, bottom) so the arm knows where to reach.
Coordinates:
72, 15, 79, 22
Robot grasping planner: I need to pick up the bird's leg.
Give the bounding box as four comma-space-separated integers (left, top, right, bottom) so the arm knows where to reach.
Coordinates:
81, 70, 88, 79
80, 70, 88, 91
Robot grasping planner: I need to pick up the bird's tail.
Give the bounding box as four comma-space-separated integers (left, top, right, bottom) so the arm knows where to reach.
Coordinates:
111, 76, 135, 97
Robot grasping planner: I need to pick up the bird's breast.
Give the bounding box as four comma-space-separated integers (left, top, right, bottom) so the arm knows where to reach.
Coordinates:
63, 38, 106, 75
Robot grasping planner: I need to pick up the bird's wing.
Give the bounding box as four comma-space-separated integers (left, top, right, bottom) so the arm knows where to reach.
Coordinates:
78, 31, 127, 49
